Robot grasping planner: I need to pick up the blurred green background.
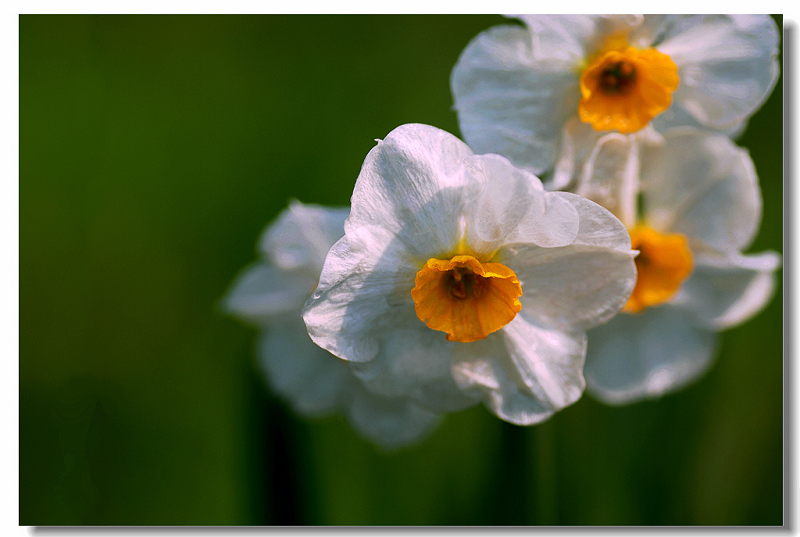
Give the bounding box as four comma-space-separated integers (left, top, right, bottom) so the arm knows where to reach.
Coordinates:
20, 15, 783, 525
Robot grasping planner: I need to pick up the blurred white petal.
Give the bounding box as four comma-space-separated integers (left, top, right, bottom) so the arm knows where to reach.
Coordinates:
651, 99, 749, 139
345, 389, 442, 451
584, 306, 718, 404
674, 251, 781, 330
572, 129, 648, 227
260, 200, 348, 277
654, 15, 780, 130
263, 320, 443, 449
223, 264, 314, 325
513, 15, 642, 64
258, 321, 349, 416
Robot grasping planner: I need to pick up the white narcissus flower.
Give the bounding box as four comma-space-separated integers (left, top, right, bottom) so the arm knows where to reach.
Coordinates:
302, 124, 637, 425
451, 15, 779, 176
567, 128, 781, 404
224, 201, 442, 449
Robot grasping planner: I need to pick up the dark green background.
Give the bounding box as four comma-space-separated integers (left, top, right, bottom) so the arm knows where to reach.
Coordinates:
20, 15, 784, 525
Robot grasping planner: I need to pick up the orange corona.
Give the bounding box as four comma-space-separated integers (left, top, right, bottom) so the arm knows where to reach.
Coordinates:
624, 226, 694, 313
411, 255, 522, 342
579, 47, 679, 133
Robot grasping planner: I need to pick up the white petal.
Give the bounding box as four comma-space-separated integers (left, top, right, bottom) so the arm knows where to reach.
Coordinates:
650, 98, 749, 139
260, 200, 348, 277
223, 263, 314, 325
673, 251, 781, 330
627, 14, 671, 48
551, 119, 665, 226
451, 24, 580, 174
498, 193, 636, 332
348, 321, 478, 413
462, 153, 579, 252
584, 306, 718, 404
345, 390, 442, 450
513, 15, 643, 64
303, 227, 420, 364
654, 15, 780, 130
346, 123, 478, 263
641, 129, 762, 253
451, 314, 587, 425
572, 127, 665, 228
258, 320, 350, 416
557, 193, 636, 252
575, 132, 639, 227
550, 118, 606, 192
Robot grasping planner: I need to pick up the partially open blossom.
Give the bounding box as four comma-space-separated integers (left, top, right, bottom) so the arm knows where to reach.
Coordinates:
564, 128, 781, 403
224, 201, 441, 449
303, 124, 637, 425
451, 15, 779, 175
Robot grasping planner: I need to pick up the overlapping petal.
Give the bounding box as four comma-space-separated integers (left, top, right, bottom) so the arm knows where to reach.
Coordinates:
227, 201, 445, 449
566, 121, 663, 227
498, 193, 636, 332
461, 153, 579, 252
261, 321, 443, 449
349, 322, 478, 413
303, 226, 420, 363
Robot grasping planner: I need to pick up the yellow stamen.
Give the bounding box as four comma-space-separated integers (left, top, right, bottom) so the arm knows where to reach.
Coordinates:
579, 47, 679, 133
411, 255, 522, 342
624, 226, 694, 314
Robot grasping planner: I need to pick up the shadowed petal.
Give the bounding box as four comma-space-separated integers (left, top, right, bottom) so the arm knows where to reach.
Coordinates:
451, 314, 587, 424
674, 251, 781, 330
584, 306, 718, 404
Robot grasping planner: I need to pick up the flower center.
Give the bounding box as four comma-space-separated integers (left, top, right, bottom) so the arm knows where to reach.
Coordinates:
578, 47, 679, 133
598, 60, 637, 94
411, 254, 522, 343
624, 226, 694, 314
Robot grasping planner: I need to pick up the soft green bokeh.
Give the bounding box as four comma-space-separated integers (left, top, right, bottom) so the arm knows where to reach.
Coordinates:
20, 15, 783, 525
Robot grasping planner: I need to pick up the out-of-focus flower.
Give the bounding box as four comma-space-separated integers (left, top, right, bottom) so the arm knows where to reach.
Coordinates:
451, 15, 779, 175
302, 123, 637, 425
224, 201, 442, 449
566, 128, 781, 404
